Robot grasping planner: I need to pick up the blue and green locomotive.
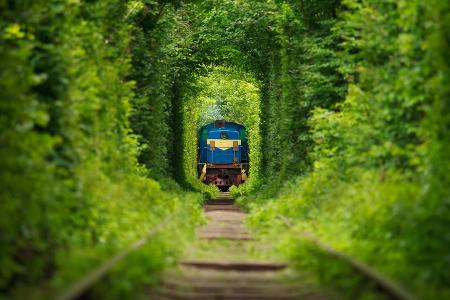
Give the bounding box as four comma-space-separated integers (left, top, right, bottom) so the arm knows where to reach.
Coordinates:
198, 120, 249, 190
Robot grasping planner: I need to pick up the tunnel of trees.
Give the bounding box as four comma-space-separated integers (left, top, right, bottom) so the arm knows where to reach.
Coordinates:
1, 0, 449, 299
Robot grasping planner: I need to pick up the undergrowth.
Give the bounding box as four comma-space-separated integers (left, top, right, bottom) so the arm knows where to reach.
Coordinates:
242, 1, 450, 299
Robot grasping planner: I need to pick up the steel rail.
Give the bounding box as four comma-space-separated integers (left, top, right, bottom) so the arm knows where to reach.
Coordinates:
56, 213, 178, 300
279, 216, 418, 300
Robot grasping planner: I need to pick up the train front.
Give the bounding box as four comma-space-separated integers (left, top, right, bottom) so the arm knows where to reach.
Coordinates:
198, 120, 248, 191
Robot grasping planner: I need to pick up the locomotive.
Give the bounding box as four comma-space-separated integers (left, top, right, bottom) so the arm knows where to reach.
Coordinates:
198, 120, 249, 191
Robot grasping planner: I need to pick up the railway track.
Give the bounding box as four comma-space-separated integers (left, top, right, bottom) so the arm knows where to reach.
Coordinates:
58, 192, 417, 300
151, 192, 326, 300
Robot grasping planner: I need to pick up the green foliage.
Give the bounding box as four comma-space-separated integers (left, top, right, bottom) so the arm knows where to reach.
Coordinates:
1, 10, 61, 289
128, 2, 185, 179
246, 0, 450, 299
257, 0, 346, 195
0, 1, 202, 299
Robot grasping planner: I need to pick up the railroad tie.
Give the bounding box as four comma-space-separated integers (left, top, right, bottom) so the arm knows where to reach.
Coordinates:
150, 192, 327, 300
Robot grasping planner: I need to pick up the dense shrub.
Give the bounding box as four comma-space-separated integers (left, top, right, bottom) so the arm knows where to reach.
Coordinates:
245, 0, 450, 299
0, 1, 202, 299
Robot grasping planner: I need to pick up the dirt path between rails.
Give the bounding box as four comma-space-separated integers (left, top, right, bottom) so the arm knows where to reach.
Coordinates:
150, 192, 328, 300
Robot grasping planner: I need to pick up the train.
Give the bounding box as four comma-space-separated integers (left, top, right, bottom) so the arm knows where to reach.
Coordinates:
198, 120, 249, 191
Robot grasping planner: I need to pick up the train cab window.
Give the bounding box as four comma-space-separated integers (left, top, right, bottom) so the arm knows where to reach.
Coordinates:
208, 130, 238, 139
214, 120, 225, 128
